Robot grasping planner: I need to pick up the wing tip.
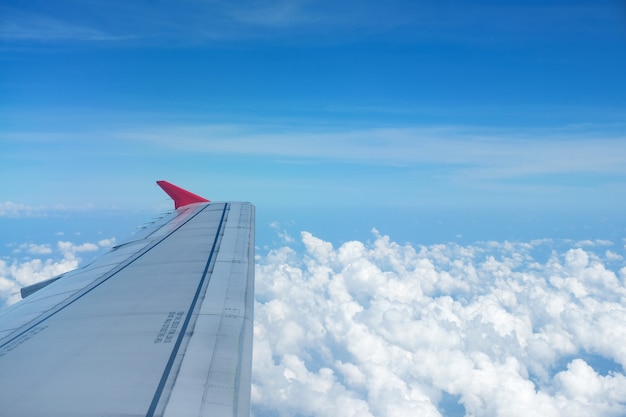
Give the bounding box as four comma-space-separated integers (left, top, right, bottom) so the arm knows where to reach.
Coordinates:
156, 180, 210, 209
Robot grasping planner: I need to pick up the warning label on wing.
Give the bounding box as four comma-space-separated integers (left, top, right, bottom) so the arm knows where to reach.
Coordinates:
0, 325, 48, 357
154, 311, 185, 344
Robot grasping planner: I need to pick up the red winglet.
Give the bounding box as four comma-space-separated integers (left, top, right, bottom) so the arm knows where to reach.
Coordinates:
156, 180, 210, 209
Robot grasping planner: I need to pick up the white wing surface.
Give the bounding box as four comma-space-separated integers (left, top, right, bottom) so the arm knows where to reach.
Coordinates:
0, 182, 255, 417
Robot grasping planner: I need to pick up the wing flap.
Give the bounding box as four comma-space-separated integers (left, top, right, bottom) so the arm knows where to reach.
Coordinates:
163, 202, 255, 417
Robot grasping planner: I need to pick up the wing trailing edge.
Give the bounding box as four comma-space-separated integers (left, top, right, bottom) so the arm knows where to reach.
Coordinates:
157, 180, 210, 209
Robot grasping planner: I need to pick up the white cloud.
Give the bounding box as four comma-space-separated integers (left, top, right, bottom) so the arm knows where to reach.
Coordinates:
1, 230, 624, 416
605, 250, 623, 261
57, 241, 99, 254
98, 238, 117, 248
0, 238, 114, 307
0, 202, 47, 218
12, 243, 53, 255
269, 222, 295, 244
4, 124, 626, 210
0, 255, 78, 306
253, 231, 626, 417
120, 123, 626, 180
0, 201, 97, 218
2, 1, 616, 45
0, 5, 130, 42
553, 359, 626, 416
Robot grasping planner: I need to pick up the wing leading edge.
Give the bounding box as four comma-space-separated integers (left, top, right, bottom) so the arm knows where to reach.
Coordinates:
0, 182, 255, 417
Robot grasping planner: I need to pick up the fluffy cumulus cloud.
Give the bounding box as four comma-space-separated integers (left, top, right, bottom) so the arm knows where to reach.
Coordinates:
1, 229, 625, 416
253, 231, 626, 417
0, 238, 115, 306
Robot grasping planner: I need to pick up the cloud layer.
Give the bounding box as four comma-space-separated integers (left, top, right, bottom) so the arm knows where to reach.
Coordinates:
122, 123, 626, 178
2, 231, 625, 416
0, 238, 115, 306
253, 231, 626, 416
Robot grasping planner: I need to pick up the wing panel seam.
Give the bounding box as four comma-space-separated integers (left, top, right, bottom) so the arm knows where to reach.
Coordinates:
145, 202, 230, 417
0, 204, 212, 351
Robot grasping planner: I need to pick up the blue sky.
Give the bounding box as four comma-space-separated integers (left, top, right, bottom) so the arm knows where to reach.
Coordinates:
2, 1, 625, 231
1, 0, 625, 252
2, 2, 626, 416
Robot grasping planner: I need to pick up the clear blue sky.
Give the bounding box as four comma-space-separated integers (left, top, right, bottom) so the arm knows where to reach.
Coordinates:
2, 0, 626, 245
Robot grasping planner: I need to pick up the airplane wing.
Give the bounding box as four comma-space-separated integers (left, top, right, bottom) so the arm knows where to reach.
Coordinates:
0, 181, 255, 417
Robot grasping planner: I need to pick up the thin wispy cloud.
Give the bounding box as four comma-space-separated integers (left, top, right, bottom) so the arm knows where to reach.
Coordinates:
0, 7, 129, 42
0, 202, 96, 218
1, 1, 619, 45
119, 123, 626, 179
13, 243, 53, 256
2, 118, 624, 211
